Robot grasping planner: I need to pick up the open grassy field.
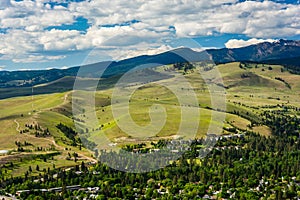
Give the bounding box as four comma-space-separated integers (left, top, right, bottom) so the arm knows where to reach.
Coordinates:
0, 61, 299, 177
0, 92, 96, 178
219, 62, 300, 106
74, 63, 293, 151
0, 93, 65, 149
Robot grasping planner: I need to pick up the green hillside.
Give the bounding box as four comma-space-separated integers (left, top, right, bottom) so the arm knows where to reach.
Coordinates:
0, 61, 299, 179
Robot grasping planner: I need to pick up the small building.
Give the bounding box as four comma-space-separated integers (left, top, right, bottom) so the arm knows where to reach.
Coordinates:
16, 190, 30, 197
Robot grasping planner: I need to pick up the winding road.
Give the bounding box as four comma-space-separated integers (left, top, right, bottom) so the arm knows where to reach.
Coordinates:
14, 119, 20, 133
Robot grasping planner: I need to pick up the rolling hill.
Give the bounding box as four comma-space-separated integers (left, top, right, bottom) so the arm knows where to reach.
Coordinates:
0, 39, 299, 100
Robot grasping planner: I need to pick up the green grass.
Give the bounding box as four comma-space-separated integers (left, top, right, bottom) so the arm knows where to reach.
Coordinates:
0, 93, 65, 149
0, 91, 95, 178
1, 62, 300, 177
5, 153, 78, 178
73, 63, 295, 151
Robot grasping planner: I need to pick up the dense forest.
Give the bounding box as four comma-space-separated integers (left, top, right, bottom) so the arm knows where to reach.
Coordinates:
1, 129, 299, 199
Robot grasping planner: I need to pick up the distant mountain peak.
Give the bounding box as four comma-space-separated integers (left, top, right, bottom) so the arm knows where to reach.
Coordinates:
207, 39, 300, 63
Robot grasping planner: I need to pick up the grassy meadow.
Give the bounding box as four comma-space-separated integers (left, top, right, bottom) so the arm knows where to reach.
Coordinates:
0, 61, 299, 177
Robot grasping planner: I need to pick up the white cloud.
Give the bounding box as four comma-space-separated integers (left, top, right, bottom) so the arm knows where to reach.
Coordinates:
0, 0, 299, 67
40, 29, 81, 51
12, 54, 66, 63
109, 44, 174, 61
225, 38, 278, 49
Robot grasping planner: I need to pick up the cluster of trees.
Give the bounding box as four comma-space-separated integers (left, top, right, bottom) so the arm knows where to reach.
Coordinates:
23, 123, 51, 138
284, 64, 300, 74
122, 143, 146, 152
2, 130, 300, 199
239, 62, 274, 71
80, 137, 96, 151
15, 141, 32, 152
56, 123, 81, 147
173, 62, 195, 73
262, 110, 300, 137
15, 141, 32, 147
274, 77, 291, 89
229, 109, 261, 125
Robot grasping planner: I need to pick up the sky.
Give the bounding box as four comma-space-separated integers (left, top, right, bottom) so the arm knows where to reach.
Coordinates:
0, 0, 299, 71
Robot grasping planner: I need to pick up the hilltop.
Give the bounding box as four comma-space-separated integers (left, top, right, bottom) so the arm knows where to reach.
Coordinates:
0, 39, 299, 96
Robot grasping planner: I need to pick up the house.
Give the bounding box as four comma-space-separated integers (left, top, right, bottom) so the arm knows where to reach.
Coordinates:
15, 190, 30, 197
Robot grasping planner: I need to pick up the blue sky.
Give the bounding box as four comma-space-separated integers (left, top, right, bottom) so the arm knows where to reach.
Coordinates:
0, 0, 299, 71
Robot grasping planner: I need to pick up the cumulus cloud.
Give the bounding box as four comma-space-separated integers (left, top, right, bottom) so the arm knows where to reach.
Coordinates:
0, 0, 299, 67
12, 54, 66, 63
225, 38, 278, 48
108, 44, 174, 61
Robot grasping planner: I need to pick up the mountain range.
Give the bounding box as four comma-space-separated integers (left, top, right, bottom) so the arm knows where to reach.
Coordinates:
207, 39, 300, 63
